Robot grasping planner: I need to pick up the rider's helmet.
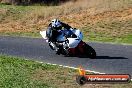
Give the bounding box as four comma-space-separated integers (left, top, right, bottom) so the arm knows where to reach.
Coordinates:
51, 19, 62, 30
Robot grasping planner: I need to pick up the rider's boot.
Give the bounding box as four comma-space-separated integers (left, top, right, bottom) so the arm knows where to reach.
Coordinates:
55, 44, 62, 55
56, 48, 61, 55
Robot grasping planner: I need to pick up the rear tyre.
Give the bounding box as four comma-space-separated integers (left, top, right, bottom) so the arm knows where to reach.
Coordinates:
84, 44, 96, 59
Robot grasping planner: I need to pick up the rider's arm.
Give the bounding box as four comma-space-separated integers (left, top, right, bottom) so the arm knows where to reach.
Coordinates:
48, 23, 52, 29
46, 23, 52, 39
61, 22, 72, 29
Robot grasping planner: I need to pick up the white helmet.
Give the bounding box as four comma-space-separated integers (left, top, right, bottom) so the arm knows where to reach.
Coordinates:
51, 19, 62, 30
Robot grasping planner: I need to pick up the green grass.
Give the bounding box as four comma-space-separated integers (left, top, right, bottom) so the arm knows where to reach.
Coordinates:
0, 32, 41, 38
120, 34, 132, 44
0, 55, 79, 88
0, 55, 132, 88
0, 4, 32, 21
82, 19, 132, 44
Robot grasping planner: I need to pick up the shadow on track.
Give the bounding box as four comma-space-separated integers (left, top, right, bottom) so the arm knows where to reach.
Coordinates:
64, 55, 128, 59
96, 56, 128, 59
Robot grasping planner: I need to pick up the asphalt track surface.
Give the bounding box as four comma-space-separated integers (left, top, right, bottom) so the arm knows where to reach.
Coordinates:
0, 36, 132, 76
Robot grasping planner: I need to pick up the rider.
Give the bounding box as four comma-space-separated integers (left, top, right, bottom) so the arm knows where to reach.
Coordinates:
46, 19, 72, 42
46, 19, 72, 54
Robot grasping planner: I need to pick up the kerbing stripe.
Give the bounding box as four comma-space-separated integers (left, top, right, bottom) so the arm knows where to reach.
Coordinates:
25, 59, 132, 81
46, 62, 105, 74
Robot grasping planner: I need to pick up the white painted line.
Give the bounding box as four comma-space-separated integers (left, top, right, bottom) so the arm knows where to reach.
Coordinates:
24, 59, 132, 81
40, 62, 106, 74
36, 61, 43, 63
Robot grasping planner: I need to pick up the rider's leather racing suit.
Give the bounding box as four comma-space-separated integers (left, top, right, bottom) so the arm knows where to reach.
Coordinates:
46, 22, 72, 54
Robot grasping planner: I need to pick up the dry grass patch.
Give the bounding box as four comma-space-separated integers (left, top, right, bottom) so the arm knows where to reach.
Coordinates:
0, 0, 132, 43
32, 68, 79, 88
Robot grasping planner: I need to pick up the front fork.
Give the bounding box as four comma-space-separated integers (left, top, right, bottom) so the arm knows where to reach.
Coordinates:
49, 41, 64, 54
48, 39, 70, 55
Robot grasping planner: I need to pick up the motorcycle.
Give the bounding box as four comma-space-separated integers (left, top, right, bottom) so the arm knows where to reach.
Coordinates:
40, 28, 96, 59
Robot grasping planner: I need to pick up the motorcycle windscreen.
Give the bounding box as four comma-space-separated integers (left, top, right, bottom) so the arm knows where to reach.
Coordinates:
56, 34, 65, 42
72, 29, 83, 40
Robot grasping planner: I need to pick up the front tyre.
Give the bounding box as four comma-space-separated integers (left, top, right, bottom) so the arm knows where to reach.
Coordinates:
84, 44, 96, 59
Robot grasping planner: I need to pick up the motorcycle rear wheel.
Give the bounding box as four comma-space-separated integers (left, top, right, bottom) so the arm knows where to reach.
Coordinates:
84, 44, 96, 59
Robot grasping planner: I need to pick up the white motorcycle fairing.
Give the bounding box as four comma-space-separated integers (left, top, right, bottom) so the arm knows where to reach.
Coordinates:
68, 29, 83, 48
40, 28, 83, 48
40, 30, 49, 42
40, 28, 96, 59
40, 31, 47, 39
56, 28, 83, 48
